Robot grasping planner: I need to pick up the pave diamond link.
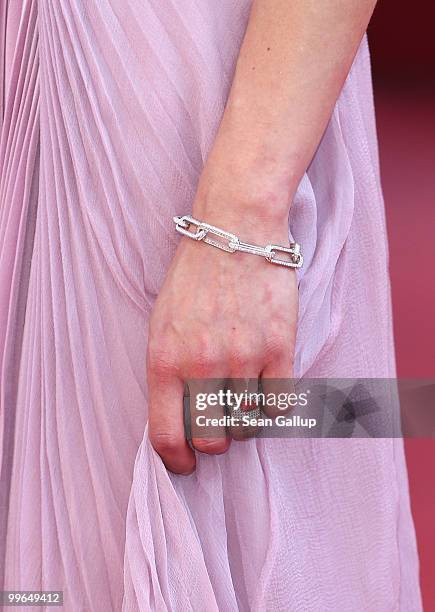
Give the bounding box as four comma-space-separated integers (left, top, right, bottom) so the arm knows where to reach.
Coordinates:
173, 215, 303, 269
173, 215, 207, 241
264, 244, 304, 268
228, 405, 261, 420
200, 222, 239, 253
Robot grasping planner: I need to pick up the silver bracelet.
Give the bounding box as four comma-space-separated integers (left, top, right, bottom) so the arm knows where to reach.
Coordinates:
173, 215, 303, 269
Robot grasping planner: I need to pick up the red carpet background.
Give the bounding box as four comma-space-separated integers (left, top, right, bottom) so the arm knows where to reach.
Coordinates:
370, 2, 435, 609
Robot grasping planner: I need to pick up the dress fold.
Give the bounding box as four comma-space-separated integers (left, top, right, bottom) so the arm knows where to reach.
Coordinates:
0, 2, 421, 610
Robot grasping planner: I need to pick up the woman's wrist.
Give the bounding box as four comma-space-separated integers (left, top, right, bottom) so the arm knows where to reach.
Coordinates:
192, 165, 296, 245
192, 194, 291, 246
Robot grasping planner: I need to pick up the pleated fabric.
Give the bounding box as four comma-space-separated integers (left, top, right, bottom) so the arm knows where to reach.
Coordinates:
0, 1, 421, 611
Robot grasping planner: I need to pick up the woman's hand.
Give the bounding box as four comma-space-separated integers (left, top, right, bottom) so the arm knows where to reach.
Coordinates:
147, 207, 298, 474
146, 0, 378, 474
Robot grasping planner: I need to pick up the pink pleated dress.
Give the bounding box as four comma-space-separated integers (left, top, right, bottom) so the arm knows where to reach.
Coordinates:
0, 1, 422, 610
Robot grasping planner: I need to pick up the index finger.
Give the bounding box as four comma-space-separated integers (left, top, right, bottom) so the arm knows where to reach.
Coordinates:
148, 371, 195, 475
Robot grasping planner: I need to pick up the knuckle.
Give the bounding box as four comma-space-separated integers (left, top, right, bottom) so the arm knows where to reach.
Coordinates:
188, 348, 220, 376
229, 346, 254, 369
150, 432, 183, 455
147, 343, 175, 375
265, 335, 288, 360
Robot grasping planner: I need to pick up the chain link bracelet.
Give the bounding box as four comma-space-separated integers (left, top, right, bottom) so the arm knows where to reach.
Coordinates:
173, 215, 303, 269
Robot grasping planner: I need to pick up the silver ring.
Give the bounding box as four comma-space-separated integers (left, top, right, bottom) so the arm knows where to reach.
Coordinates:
228, 403, 261, 421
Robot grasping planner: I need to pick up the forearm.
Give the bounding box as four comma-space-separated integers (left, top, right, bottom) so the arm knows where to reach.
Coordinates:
195, 0, 377, 231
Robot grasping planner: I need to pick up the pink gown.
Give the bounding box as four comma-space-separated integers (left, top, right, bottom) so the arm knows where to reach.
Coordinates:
0, 1, 422, 610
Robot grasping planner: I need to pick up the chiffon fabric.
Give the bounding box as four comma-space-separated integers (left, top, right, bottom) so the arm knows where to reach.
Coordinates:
0, 1, 421, 611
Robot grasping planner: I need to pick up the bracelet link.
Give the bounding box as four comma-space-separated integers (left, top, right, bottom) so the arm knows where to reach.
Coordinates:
173, 214, 303, 269
265, 244, 304, 268
201, 222, 239, 253
173, 215, 207, 241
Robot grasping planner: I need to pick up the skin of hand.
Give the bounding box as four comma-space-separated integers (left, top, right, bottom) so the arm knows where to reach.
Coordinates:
147, 0, 378, 474
147, 211, 298, 475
